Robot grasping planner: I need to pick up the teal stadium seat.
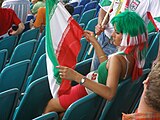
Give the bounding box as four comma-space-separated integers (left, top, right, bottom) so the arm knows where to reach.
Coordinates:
99, 69, 150, 120
0, 88, 19, 120
18, 28, 40, 44
0, 49, 8, 72
13, 76, 52, 120
62, 93, 104, 120
79, 0, 91, 6
30, 37, 45, 74
0, 36, 18, 59
73, 14, 80, 22
77, 38, 89, 62
81, 1, 98, 14
144, 32, 160, 69
25, 54, 47, 90
79, 9, 96, 29
8, 39, 37, 65
85, 17, 98, 33
72, 5, 84, 16
33, 112, 58, 120
0, 60, 30, 93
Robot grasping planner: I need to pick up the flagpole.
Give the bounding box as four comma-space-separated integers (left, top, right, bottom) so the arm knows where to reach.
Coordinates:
87, 0, 116, 55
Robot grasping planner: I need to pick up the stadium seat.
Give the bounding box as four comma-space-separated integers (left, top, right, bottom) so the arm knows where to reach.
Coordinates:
62, 93, 104, 120
144, 32, 160, 69
33, 112, 58, 120
0, 36, 18, 59
99, 69, 150, 120
13, 76, 52, 120
78, 0, 91, 6
79, 9, 96, 29
25, 54, 47, 90
18, 28, 40, 44
0, 60, 30, 93
72, 14, 80, 22
81, 1, 98, 14
77, 38, 89, 62
0, 88, 19, 120
8, 40, 37, 65
72, 5, 84, 16
0, 49, 8, 72
69, 1, 78, 7
85, 17, 98, 33
30, 37, 46, 74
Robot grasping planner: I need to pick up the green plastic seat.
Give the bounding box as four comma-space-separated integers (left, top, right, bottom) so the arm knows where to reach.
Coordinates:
0, 88, 19, 120
13, 76, 52, 120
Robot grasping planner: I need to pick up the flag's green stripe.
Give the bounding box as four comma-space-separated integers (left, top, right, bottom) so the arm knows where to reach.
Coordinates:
46, 0, 61, 84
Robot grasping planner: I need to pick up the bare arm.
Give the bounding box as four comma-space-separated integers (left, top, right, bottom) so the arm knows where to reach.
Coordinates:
84, 30, 107, 63
95, 8, 109, 35
57, 55, 122, 100
10, 22, 25, 36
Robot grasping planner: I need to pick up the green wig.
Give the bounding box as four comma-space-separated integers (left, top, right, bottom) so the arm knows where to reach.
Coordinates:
111, 11, 146, 37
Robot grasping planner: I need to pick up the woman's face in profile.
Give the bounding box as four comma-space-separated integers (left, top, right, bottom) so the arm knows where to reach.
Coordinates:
111, 25, 122, 46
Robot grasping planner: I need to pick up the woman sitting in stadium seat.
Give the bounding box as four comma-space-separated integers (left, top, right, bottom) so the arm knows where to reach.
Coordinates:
44, 11, 148, 113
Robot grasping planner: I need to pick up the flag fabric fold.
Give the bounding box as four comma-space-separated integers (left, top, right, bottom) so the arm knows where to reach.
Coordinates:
46, 0, 83, 98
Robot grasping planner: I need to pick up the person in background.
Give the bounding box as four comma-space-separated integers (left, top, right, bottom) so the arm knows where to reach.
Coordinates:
0, 0, 25, 39
122, 58, 160, 120
2, 0, 30, 23
31, 0, 45, 15
30, 4, 73, 32
44, 11, 148, 115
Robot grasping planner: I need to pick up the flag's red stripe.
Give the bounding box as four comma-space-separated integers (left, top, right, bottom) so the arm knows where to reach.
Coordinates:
57, 17, 83, 96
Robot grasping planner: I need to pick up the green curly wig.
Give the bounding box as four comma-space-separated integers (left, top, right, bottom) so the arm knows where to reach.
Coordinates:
111, 11, 147, 37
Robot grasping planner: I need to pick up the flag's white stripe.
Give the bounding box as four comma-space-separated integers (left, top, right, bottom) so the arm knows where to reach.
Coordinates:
46, 54, 60, 98
50, 2, 71, 54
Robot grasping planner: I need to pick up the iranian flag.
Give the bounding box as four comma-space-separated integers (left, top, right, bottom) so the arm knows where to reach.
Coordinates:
46, 0, 83, 98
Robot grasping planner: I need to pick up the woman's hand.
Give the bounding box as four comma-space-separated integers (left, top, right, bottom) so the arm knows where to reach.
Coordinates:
56, 66, 83, 82
83, 30, 98, 44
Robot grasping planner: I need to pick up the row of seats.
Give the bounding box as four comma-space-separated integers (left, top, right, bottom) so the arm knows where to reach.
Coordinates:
0, 27, 48, 119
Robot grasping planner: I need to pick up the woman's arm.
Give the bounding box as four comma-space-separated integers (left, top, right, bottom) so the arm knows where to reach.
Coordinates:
57, 55, 122, 100
84, 30, 107, 63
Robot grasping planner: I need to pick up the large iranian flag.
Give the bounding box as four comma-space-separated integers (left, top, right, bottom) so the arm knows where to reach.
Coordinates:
46, 0, 83, 98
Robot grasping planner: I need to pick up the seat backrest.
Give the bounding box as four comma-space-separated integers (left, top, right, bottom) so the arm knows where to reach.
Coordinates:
72, 58, 92, 86
0, 88, 19, 120
81, 1, 98, 14
72, 14, 80, 22
33, 112, 58, 120
69, 1, 78, 7
0, 36, 18, 59
75, 58, 92, 76
72, 5, 84, 16
148, 32, 157, 48
62, 93, 104, 120
144, 32, 160, 69
85, 17, 98, 33
8, 39, 37, 65
26, 54, 47, 88
79, 0, 91, 6
0, 49, 8, 72
79, 9, 96, 29
30, 37, 46, 74
0, 60, 30, 93
18, 28, 40, 44
13, 76, 52, 120
99, 69, 150, 120
77, 38, 89, 62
